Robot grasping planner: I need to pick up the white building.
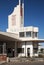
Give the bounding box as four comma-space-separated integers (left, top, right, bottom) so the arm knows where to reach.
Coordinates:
0, 0, 44, 61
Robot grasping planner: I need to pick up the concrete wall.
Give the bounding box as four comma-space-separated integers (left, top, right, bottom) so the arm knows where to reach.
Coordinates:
7, 3, 24, 33
18, 42, 33, 57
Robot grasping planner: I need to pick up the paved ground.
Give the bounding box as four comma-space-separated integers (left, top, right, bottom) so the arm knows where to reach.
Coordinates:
0, 61, 44, 65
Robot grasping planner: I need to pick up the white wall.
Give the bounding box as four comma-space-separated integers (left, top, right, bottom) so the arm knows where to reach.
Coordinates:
7, 4, 24, 33
18, 42, 33, 57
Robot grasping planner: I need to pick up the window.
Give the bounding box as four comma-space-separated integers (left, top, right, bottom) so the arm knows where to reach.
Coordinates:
35, 32, 38, 37
33, 32, 38, 38
33, 48, 38, 54
0, 43, 6, 54
17, 48, 24, 53
26, 32, 31, 37
0, 45, 3, 54
19, 32, 25, 37
7, 48, 11, 53
33, 43, 38, 48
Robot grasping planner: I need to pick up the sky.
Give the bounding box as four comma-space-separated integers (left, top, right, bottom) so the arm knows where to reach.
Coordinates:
0, 0, 44, 46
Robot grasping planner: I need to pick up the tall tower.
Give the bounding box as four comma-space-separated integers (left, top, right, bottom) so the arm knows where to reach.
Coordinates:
7, 0, 24, 32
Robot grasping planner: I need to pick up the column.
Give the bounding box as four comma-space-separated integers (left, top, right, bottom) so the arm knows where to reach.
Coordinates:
3, 43, 6, 54
15, 42, 17, 57
25, 42, 27, 57
30, 44, 33, 57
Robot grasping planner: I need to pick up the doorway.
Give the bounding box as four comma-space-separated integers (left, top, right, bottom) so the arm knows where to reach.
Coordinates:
7, 48, 15, 57
6, 42, 15, 57
27, 48, 30, 57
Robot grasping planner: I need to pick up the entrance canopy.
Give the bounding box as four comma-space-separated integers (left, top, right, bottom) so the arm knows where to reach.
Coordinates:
0, 32, 20, 42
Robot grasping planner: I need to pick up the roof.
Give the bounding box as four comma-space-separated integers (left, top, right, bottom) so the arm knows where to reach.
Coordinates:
0, 32, 44, 43
0, 32, 20, 42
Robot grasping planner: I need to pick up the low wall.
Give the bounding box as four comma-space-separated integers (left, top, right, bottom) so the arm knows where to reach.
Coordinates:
0, 54, 7, 61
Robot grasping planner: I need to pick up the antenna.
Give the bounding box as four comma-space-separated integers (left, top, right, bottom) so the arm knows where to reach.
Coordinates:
19, 0, 22, 6
19, 0, 21, 5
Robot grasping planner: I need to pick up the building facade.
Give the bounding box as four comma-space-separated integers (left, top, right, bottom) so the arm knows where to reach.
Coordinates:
0, 0, 44, 61
6, 0, 39, 57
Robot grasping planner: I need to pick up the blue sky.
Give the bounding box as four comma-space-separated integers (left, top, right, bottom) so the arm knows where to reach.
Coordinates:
0, 0, 44, 44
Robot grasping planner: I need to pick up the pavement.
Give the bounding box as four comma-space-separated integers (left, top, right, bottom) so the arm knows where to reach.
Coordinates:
0, 61, 44, 65
0, 58, 44, 65
0, 61, 6, 65
9, 57, 44, 62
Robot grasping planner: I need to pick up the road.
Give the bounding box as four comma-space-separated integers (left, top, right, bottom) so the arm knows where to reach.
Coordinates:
0, 61, 44, 65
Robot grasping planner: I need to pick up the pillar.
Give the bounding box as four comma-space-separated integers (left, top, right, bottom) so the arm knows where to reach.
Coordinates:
15, 42, 17, 57
3, 43, 6, 54
25, 42, 26, 57
30, 44, 33, 57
